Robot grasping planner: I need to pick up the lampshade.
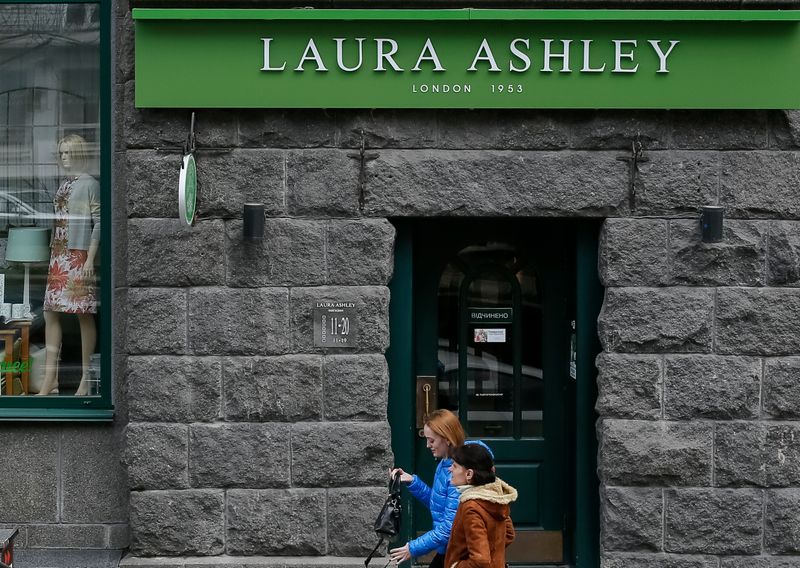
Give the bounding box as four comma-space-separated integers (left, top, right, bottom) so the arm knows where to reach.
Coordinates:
6, 228, 50, 263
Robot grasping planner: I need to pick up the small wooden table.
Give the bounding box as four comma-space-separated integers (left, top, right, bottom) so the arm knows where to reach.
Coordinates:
0, 320, 30, 395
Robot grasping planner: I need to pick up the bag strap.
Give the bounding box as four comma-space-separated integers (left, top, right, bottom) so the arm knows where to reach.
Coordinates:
364, 536, 384, 568
365, 472, 402, 568
388, 470, 402, 495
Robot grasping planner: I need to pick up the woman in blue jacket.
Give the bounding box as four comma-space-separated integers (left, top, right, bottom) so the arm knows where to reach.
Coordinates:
389, 410, 493, 568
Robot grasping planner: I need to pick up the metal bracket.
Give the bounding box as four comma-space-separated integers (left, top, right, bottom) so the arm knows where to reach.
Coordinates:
347, 129, 379, 213
182, 111, 197, 161
616, 139, 648, 211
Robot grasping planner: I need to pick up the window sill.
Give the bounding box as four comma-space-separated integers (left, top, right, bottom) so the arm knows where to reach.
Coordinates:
0, 407, 114, 421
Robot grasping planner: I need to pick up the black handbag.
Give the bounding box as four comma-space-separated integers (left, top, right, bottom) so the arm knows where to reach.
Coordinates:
365, 471, 402, 568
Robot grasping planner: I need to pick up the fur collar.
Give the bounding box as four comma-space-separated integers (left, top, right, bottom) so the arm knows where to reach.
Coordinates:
458, 478, 518, 505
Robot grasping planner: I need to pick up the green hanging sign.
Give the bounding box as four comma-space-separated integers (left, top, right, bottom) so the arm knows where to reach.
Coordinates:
133, 9, 800, 109
178, 154, 197, 226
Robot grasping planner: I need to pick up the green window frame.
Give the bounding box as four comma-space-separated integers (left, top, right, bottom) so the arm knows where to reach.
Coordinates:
0, 0, 112, 420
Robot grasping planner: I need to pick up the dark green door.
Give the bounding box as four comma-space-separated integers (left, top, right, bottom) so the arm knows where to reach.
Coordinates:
409, 220, 575, 565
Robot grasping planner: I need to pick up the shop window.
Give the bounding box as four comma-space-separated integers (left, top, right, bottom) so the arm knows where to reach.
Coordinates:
0, 1, 111, 419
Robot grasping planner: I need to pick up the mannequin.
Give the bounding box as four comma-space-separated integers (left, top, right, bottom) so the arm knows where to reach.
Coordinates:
37, 134, 100, 396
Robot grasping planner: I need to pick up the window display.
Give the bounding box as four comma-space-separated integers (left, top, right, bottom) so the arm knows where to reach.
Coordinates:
0, 3, 106, 404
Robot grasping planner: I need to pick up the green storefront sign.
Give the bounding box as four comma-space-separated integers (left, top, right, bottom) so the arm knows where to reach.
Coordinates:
133, 9, 800, 109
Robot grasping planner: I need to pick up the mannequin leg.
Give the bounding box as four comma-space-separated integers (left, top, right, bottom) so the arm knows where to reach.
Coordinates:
74, 313, 96, 396
38, 310, 62, 395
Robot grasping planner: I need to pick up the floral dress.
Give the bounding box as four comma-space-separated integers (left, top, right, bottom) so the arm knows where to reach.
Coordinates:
43, 176, 97, 314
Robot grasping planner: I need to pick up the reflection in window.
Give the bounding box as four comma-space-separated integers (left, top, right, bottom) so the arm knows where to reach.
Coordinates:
0, 4, 102, 397
436, 242, 543, 439
518, 266, 542, 437
437, 262, 463, 415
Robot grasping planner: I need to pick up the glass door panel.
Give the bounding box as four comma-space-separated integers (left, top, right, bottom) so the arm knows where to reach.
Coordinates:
519, 267, 543, 437
436, 262, 463, 414
465, 273, 514, 438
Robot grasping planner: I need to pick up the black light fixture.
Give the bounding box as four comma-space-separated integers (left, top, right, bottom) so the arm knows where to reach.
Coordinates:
243, 203, 265, 241
701, 205, 724, 243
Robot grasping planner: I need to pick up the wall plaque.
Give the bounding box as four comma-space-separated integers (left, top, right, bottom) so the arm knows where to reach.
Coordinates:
313, 301, 358, 348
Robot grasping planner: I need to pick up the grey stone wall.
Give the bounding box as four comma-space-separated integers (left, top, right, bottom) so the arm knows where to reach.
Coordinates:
0, 424, 128, 552
121, 5, 397, 549
119, 100, 800, 566
115, 0, 800, 564
122, 216, 394, 556
597, 119, 800, 566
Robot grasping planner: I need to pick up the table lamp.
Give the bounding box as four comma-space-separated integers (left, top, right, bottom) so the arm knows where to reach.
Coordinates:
6, 228, 50, 319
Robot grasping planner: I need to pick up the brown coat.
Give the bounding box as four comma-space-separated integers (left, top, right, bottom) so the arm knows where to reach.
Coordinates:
443, 479, 517, 568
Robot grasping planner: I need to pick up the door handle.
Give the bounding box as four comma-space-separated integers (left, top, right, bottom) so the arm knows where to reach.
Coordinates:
416, 375, 437, 436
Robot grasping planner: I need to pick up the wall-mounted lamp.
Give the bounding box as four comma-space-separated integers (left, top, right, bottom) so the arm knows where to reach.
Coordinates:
701, 205, 724, 243
243, 203, 265, 241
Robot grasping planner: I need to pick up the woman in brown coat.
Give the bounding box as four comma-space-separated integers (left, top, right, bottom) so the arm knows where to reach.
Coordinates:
444, 444, 517, 568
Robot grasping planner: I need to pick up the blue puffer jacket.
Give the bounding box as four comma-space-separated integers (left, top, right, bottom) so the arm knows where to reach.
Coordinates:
406, 440, 494, 557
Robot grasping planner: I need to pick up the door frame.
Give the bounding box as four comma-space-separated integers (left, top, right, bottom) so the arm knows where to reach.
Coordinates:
387, 219, 602, 568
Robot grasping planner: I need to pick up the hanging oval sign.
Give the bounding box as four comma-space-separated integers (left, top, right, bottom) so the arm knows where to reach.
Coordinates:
178, 153, 197, 226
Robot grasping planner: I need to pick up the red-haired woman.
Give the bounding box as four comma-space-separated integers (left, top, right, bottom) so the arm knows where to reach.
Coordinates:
389, 410, 493, 568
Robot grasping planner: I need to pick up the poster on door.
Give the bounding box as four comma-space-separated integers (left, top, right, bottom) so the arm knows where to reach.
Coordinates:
474, 328, 506, 343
